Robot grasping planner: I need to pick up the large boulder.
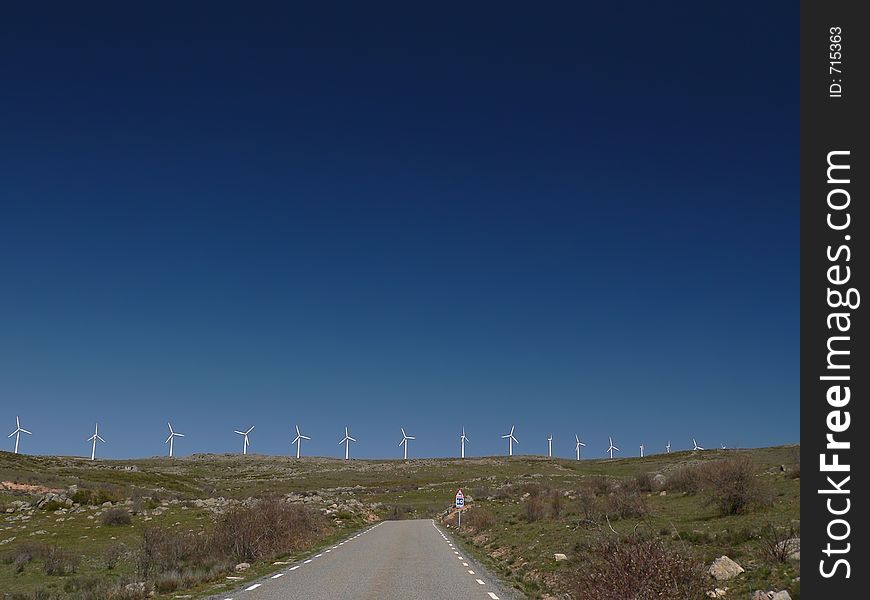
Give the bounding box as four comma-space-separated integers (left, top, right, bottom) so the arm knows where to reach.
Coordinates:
709, 556, 744, 581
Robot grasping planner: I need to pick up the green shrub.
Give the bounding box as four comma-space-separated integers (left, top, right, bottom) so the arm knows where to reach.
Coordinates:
101, 508, 132, 526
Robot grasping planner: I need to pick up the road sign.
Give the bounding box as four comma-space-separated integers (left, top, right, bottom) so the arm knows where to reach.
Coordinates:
455, 488, 464, 509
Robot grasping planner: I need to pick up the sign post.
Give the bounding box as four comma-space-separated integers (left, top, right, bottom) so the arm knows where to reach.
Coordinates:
455, 488, 464, 529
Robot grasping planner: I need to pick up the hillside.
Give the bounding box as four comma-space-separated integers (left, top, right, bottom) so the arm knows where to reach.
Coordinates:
1, 445, 800, 599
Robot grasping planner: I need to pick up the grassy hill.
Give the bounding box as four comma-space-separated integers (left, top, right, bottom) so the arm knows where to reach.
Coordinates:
1, 445, 800, 599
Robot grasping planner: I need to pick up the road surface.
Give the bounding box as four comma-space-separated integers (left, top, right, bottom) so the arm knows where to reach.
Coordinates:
209, 519, 523, 600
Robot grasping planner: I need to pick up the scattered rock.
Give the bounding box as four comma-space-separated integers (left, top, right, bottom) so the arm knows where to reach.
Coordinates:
124, 582, 147, 594
234, 562, 251, 571
553, 553, 568, 561
771, 593, 792, 600
706, 588, 728, 598
709, 555, 744, 581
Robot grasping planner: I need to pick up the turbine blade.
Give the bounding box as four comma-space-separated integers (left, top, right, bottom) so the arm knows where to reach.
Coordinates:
407, 436, 415, 440
7, 431, 15, 438
401, 428, 406, 437
296, 425, 301, 435
293, 435, 301, 443
348, 436, 356, 442
247, 426, 255, 433
234, 431, 245, 435
97, 436, 106, 443
176, 432, 184, 437
165, 434, 173, 444
301, 435, 311, 440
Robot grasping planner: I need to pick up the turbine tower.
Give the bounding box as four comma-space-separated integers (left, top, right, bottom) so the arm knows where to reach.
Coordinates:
339, 427, 356, 460
460, 427, 469, 459
87, 423, 106, 461
234, 426, 254, 455
7, 416, 32, 455
639, 443, 645, 458
165, 422, 184, 457
547, 434, 553, 458
666, 441, 671, 453
692, 438, 704, 451
606, 436, 619, 459
501, 425, 518, 456
574, 434, 586, 460
292, 425, 311, 459
398, 428, 415, 460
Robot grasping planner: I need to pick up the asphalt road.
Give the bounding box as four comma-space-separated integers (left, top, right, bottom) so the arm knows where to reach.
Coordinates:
209, 519, 523, 600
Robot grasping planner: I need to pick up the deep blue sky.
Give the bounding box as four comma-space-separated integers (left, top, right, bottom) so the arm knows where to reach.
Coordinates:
0, 3, 798, 460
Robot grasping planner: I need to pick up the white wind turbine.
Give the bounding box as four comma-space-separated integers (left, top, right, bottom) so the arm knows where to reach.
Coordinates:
234, 425, 254, 455
460, 427, 469, 459
639, 443, 645, 457
339, 427, 356, 460
87, 423, 106, 461
398, 428, 415, 460
692, 438, 704, 451
721, 442, 727, 450
574, 434, 586, 460
666, 441, 671, 453
606, 436, 619, 459
8, 416, 32, 454
292, 425, 311, 459
501, 425, 518, 456
165, 422, 184, 457
547, 434, 553, 458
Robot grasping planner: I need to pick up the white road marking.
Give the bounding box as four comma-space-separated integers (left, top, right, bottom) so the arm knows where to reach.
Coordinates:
488, 593, 500, 599
245, 583, 262, 591
325, 549, 331, 553
454, 551, 459, 554
315, 553, 323, 558
463, 562, 469, 567
271, 573, 284, 579
457, 556, 464, 560
468, 570, 475, 574
476, 579, 486, 585
304, 559, 312, 564
290, 565, 300, 571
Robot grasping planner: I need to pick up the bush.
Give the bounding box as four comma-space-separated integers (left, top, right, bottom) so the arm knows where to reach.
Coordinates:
590, 476, 616, 496
702, 456, 773, 515
634, 472, 657, 493
71, 486, 124, 506
604, 482, 648, 519
666, 466, 704, 495
549, 489, 563, 519
759, 523, 800, 564
43, 547, 80, 575
464, 506, 497, 530
103, 543, 127, 570
572, 534, 707, 600
522, 496, 546, 522
101, 508, 132, 526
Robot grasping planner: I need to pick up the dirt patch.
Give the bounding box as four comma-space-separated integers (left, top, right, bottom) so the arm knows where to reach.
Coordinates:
0, 481, 64, 494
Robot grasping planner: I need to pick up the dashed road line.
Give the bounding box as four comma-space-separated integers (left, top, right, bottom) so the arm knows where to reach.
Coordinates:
476, 579, 486, 585
488, 593, 500, 599
245, 583, 262, 591
271, 573, 284, 579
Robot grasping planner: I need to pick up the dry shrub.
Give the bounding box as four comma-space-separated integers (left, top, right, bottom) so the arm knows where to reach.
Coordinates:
572, 534, 707, 600
590, 476, 616, 496
759, 523, 800, 564
549, 490, 563, 519
702, 456, 773, 515
634, 472, 657, 493
103, 543, 127, 570
523, 496, 546, 522
576, 491, 600, 522
464, 506, 497, 530
43, 546, 80, 575
213, 498, 330, 561
604, 481, 648, 519
666, 465, 704, 495
101, 508, 132, 526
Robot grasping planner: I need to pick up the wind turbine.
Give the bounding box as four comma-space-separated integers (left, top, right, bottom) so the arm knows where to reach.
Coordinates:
234, 426, 254, 455
606, 436, 619, 459
87, 423, 106, 461
398, 428, 415, 460
574, 434, 586, 460
501, 425, 518, 456
292, 425, 311, 459
721, 442, 727, 450
547, 434, 553, 458
692, 438, 704, 451
339, 427, 356, 460
666, 441, 671, 453
165, 422, 184, 457
460, 427, 469, 459
639, 443, 645, 458
7, 416, 32, 454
